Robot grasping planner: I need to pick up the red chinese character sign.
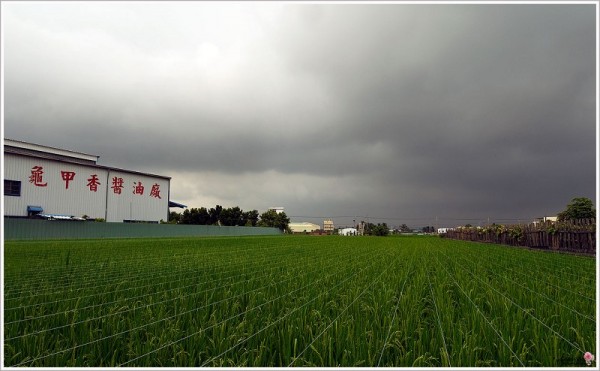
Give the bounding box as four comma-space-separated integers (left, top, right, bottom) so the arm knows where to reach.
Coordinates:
133, 181, 144, 195
61, 171, 76, 189
29, 166, 48, 187
150, 183, 162, 199
24, 168, 166, 200
87, 174, 101, 192
111, 177, 124, 194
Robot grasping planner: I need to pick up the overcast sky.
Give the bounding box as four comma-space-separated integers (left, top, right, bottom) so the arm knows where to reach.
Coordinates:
2, 2, 597, 227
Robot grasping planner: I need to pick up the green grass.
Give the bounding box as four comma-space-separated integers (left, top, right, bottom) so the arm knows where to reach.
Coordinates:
3, 235, 596, 367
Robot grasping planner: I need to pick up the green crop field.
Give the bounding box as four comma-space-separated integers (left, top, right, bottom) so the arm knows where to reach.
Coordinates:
3, 235, 596, 367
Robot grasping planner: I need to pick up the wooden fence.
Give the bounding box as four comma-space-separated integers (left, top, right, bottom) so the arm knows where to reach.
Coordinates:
442, 219, 596, 255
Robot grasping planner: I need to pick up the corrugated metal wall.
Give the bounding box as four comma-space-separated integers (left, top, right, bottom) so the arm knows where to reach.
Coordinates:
105, 170, 169, 222
4, 154, 108, 219
4, 153, 169, 222
4, 219, 282, 240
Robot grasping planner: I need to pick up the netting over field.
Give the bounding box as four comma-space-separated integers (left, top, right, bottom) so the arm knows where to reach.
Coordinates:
3, 236, 596, 367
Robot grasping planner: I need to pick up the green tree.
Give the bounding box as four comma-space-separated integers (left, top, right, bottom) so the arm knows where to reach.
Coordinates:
180, 209, 192, 224
557, 197, 596, 221
209, 205, 223, 225
363, 222, 389, 236
371, 223, 390, 236
242, 210, 259, 226
220, 206, 244, 226
258, 210, 290, 232
168, 211, 181, 224
180, 207, 210, 225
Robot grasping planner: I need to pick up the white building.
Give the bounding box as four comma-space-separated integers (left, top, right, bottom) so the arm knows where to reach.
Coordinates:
323, 219, 334, 233
289, 222, 320, 233
3, 139, 173, 223
339, 227, 358, 236
533, 216, 558, 224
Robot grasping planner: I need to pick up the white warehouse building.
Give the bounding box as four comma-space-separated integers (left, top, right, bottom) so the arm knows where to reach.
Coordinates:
3, 139, 175, 223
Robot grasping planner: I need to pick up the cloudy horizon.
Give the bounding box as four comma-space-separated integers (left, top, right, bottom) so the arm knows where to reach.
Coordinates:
2, 2, 597, 228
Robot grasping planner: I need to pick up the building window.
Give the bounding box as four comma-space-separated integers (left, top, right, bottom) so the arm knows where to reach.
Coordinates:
4, 180, 21, 196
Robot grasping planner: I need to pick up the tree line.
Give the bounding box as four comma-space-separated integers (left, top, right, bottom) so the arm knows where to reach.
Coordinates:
169, 206, 290, 232
360, 222, 391, 236
359, 222, 435, 236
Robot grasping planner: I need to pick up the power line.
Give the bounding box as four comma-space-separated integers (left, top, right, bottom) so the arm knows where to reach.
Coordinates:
288, 215, 536, 222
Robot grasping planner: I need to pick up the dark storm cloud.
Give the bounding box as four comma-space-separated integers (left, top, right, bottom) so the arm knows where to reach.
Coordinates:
271, 4, 596, 219
3, 3, 596, 225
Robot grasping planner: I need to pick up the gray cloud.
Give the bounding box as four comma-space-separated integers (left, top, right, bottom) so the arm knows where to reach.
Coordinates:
3, 3, 596, 227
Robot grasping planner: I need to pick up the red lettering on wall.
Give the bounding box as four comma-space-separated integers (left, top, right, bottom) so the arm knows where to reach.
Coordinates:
150, 183, 162, 199
111, 177, 124, 194
133, 181, 144, 195
61, 171, 76, 189
87, 174, 101, 192
29, 166, 48, 187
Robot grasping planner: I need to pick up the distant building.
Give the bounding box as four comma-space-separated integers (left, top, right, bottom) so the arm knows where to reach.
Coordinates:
339, 227, 358, 236
533, 216, 558, 225
269, 207, 285, 214
323, 219, 334, 233
289, 222, 321, 234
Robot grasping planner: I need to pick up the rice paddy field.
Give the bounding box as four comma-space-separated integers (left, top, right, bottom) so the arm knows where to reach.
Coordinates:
3, 235, 597, 367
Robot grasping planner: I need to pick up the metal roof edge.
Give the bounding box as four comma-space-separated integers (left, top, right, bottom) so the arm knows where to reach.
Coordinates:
4, 150, 171, 180
4, 138, 100, 160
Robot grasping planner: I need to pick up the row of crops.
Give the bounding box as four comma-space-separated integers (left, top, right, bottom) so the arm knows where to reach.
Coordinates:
3, 235, 596, 367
